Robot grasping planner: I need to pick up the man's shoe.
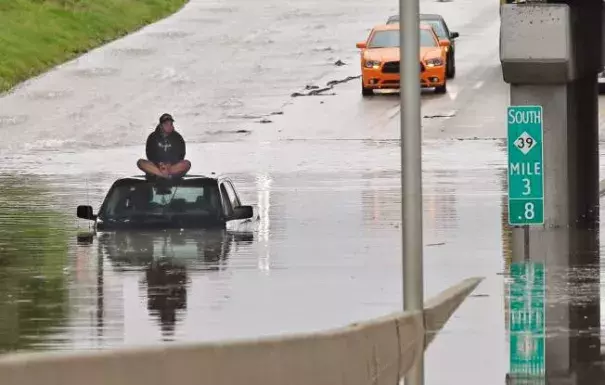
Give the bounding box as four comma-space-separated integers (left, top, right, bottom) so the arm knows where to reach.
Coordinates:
145, 173, 157, 182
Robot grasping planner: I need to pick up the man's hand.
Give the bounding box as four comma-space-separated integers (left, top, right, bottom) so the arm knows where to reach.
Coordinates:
158, 163, 169, 176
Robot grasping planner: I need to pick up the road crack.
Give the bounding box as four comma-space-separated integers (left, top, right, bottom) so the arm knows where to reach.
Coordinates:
291, 75, 361, 97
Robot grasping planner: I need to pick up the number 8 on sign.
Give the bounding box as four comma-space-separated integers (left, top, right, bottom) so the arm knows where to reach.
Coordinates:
524, 202, 535, 220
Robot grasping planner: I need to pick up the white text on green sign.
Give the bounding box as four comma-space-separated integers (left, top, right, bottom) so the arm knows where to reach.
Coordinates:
507, 105, 545, 225
509, 262, 546, 378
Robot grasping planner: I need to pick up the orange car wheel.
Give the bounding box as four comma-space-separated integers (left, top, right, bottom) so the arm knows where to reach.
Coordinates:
362, 80, 374, 96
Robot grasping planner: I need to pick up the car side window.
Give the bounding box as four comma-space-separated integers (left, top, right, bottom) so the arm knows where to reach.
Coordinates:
220, 183, 233, 217
225, 181, 241, 208
441, 21, 450, 37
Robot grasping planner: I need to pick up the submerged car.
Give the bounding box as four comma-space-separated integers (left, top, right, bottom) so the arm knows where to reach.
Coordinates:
386, 14, 459, 78
77, 174, 255, 231
356, 24, 448, 96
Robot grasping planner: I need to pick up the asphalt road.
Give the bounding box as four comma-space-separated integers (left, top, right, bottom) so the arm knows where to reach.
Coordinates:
0, 0, 593, 383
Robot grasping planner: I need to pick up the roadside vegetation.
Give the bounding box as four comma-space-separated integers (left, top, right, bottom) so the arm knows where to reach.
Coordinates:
0, 0, 188, 92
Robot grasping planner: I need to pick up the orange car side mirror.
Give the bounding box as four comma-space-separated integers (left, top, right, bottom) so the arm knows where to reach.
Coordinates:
439, 39, 450, 47
356, 42, 367, 49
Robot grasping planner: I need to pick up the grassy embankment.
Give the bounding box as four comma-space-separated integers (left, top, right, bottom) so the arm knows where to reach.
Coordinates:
0, 0, 188, 93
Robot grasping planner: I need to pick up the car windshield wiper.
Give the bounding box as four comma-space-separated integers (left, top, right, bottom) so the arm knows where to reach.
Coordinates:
107, 213, 172, 223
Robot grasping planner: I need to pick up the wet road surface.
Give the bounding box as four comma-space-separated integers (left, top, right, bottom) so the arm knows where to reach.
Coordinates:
1, 0, 604, 383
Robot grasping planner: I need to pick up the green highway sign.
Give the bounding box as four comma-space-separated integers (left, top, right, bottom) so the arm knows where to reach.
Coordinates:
507, 105, 544, 225
509, 262, 545, 379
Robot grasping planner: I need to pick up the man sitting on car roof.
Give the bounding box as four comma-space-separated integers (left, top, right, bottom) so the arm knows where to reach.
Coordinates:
137, 113, 191, 180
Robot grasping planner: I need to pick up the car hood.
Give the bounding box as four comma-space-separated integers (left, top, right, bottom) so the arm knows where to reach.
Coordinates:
363, 47, 399, 62
419, 47, 442, 61
363, 47, 442, 62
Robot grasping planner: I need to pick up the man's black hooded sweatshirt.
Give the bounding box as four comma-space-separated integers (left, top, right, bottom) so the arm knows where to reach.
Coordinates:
145, 124, 186, 165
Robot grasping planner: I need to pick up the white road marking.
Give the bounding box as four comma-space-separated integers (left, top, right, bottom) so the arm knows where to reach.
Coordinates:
473, 81, 484, 89
447, 84, 459, 100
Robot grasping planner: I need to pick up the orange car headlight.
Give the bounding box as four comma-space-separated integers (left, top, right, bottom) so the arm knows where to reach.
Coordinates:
425, 58, 444, 67
364, 60, 381, 69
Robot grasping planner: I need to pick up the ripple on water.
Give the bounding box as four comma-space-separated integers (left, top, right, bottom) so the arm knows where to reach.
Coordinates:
109, 47, 155, 58
70, 67, 120, 78
148, 31, 191, 39
25, 89, 73, 101
0, 115, 28, 128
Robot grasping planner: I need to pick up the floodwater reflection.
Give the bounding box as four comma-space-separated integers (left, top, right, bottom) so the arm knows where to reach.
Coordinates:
145, 258, 187, 339
91, 230, 254, 340
503, 212, 604, 383
0, 177, 70, 353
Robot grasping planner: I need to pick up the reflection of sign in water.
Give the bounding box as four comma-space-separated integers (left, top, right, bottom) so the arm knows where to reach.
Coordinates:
507, 106, 544, 225
509, 262, 545, 378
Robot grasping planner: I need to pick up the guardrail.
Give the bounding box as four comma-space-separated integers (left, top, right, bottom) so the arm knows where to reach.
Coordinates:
0, 277, 482, 385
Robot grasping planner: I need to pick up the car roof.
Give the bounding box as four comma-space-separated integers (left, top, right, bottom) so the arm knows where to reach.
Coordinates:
420, 14, 444, 20
117, 174, 225, 183
372, 24, 400, 31
372, 23, 432, 32
388, 14, 444, 21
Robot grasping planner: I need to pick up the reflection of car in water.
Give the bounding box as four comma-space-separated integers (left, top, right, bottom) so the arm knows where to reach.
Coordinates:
76, 174, 255, 231
96, 229, 254, 338
98, 229, 253, 270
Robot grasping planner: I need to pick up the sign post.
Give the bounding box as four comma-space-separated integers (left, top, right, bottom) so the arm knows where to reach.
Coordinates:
507, 105, 544, 226
508, 262, 546, 380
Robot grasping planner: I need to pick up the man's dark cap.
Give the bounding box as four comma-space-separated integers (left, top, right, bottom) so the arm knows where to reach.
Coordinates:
159, 113, 174, 123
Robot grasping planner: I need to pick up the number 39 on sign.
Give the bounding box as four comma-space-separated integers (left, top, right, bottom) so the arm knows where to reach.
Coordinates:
507, 105, 545, 226
515, 136, 534, 151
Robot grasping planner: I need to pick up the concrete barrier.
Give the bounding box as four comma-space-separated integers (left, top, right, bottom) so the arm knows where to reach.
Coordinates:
0, 277, 483, 385
424, 277, 484, 348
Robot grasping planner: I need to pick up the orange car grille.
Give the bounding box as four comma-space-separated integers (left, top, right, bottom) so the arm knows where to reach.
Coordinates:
382, 61, 399, 73
381, 61, 425, 73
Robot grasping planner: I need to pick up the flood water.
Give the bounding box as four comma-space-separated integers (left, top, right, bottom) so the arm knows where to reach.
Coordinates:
0, 133, 507, 353
2, 0, 605, 383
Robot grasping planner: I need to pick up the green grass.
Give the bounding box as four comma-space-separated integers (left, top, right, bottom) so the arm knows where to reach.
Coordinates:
0, 0, 188, 92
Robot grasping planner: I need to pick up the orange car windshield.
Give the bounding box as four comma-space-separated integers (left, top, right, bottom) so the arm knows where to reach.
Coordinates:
367, 30, 399, 48
420, 29, 438, 47
367, 29, 437, 48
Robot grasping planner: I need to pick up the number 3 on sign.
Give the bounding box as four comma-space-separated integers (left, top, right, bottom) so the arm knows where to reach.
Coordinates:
522, 178, 531, 195
524, 202, 535, 220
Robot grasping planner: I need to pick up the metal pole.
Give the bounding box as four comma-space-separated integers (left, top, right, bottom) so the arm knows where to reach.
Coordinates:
400, 0, 424, 382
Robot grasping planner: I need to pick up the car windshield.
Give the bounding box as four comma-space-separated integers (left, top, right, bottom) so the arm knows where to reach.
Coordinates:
99, 179, 222, 222
420, 29, 438, 47
368, 30, 399, 48
422, 20, 447, 39
367, 29, 437, 48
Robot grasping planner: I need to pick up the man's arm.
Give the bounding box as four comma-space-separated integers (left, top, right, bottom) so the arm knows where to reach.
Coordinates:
176, 133, 186, 161
146, 133, 157, 163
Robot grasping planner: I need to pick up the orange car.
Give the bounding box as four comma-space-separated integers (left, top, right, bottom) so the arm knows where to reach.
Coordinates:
356, 24, 448, 96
